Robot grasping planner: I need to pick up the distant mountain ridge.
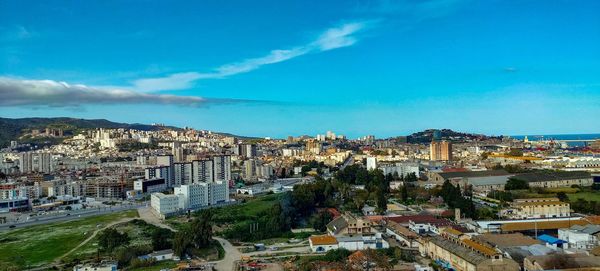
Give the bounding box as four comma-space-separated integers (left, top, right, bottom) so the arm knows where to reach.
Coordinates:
0, 117, 262, 148
0, 117, 175, 148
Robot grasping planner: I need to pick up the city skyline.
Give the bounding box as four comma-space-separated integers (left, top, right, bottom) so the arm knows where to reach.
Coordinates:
1, 0, 600, 138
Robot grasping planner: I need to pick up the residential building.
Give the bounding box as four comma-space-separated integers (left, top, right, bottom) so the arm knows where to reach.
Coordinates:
192, 159, 213, 183
212, 155, 231, 183
145, 166, 171, 186
237, 144, 257, 158
430, 140, 452, 161
366, 157, 377, 171
327, 212, 373, 236
173, 162, 193, 186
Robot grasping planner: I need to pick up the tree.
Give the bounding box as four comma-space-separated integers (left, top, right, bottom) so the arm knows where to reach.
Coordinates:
173, 230, 191, 257
190, 210, 214, 248
556, 192, 569, 202
375, 188, 388, 214
98, 228, 129, 252
353, 189, 369, 210
151, 228, 174, 251
400, 185, 409, 202
310, 210, 333, 232
404, 172, 418, 182
505, 178, 529, 190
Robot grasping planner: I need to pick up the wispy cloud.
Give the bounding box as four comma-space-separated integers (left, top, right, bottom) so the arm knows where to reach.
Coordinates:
130, 21, 374, 92
0, 25, 37, 42
0, 77, 252, 107
354, 0, 468, 20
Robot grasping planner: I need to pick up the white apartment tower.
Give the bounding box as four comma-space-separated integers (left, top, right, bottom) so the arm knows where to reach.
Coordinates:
213, 155, 231, 183
174, 162, 193, 186
192, 159, 214, 183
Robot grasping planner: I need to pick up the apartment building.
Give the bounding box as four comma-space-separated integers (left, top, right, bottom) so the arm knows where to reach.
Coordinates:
430, 140, 452, 161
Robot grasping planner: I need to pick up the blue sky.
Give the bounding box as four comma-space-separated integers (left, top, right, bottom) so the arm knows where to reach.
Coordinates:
1, 0, 599, 138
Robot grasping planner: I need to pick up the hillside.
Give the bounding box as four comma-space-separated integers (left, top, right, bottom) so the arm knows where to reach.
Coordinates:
0, 117, 172, 148
407, 129, 498, 143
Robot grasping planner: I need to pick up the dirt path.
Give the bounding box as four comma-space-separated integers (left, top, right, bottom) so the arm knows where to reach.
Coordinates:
211, 237, 241, 271
55, 207, 175, 264
55, 217, 137, 262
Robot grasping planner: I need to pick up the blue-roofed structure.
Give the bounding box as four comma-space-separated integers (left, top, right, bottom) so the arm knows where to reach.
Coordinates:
538, 234, 567, 246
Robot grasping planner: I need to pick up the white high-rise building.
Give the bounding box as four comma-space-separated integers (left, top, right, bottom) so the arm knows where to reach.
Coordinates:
213, 155, 231, 183
366, 157, 377, 171
174, 162, 193, 186
19, 152, 32, 173
145, 166, 172, 186
156, 155, 174, 186
192, 159, 213, 183
19, 152, 53, 174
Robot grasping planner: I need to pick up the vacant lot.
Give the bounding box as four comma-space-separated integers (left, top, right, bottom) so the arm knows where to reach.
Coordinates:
0, 210, 138, 269
64, 217, 163, 262
212, 193, 284, 223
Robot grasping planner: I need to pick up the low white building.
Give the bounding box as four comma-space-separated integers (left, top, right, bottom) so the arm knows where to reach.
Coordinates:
309, 235, 339, 253
73, 261, 117, 271
175, 183, 208, 209
208, 181, 228, 205
148, 249, 174, 261
151, 192, 180, 218
152, 181, 229, 217
337, 233, 389, 250
558, 224, 600, 250
309, 233, 389, 252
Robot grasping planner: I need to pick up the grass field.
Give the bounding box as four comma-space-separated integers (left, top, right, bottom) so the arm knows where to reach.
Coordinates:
64, 218, 162, 263
0, 210, 138, 269
208, 193, 283, 224
568, 192, 600, 202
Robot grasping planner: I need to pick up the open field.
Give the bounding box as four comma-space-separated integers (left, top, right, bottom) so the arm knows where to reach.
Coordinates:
211, 193, 284, 223
568, 191, 600, 202
0, 210, 138, 269
64, 218, 163, 262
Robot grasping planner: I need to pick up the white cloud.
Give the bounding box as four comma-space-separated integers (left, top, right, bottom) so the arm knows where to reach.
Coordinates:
132, 72, 204, 92
312, 22, 366, 51
1, 25, 37, 42
0, 77, 235, 107
130, 21, 372, 92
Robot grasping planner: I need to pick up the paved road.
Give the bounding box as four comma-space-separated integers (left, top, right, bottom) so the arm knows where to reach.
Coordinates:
243, 245, 310, 257
340, 154, 354, 170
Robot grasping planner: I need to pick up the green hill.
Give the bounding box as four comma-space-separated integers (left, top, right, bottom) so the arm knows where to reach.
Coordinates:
0, 117, 171, 148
